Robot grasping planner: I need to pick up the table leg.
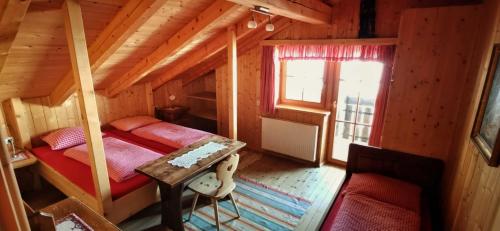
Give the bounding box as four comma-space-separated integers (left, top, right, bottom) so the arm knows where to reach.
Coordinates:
158, 182, 185, 231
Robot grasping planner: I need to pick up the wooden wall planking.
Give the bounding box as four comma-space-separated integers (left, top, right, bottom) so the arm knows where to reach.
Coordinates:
2, 83, 152, 143
380, 6, 482, 160
208, 0, 474, 159
153, 72, 215, 108
441, 0, 500, 230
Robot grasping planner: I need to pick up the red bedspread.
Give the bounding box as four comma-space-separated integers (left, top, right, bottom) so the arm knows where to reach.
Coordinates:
31, 130, 177, 200
331, 194, 420, 231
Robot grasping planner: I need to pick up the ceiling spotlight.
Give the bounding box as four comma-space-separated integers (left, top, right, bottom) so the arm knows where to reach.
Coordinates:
247, 12, 257, 29
265, 15, 274, 32
254, 6, 270, 14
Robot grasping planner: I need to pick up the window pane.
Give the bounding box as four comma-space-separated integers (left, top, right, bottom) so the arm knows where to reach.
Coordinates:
354, 124, 371, 144
285, 60, 325, 103
356, 103, 375, 125
285, 76, 303, 100
336, 80, 359, 122
333, 122, 354, 162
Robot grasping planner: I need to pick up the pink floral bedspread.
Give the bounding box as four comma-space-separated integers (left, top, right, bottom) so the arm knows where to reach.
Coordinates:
64, 137, 162, 182
131, 122, 211, 148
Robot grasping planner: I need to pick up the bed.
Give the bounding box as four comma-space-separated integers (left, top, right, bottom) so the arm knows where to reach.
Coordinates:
30, 126, 187, 224
31, 130, 176, 200
321, 143, 444, 231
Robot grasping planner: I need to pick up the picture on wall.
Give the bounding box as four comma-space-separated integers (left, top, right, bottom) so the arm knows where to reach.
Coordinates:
473, 44, 500, 167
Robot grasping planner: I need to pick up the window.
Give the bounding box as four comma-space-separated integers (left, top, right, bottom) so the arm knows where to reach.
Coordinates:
280, 60, 328, 107
332, 61, 384, 162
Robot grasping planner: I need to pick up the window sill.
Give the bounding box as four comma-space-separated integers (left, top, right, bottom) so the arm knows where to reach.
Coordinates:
275, 104, 331, 116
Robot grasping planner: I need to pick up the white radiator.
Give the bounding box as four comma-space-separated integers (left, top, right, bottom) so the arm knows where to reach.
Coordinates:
261, 117, 318, 162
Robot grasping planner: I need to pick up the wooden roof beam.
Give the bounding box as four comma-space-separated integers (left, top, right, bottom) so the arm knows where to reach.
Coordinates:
150, 13, 286, 89
0, 0, 31, 74
49, 0, 165, 106
180, 16, 294, 86
105, 0, 240, 97
226, 0, 331, 24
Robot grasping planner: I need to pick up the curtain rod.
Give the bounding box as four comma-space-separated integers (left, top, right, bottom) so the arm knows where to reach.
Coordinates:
260, 38, 398, 46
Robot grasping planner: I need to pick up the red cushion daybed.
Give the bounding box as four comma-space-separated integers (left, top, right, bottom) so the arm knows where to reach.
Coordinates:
31, 129, 177, 200
321, 143, 444, 231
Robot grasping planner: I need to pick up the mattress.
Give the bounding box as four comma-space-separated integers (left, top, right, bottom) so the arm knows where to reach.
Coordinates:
31, 129, 177, 200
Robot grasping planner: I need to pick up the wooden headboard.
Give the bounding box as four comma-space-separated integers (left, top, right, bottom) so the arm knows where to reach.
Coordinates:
346, 143, 444, 195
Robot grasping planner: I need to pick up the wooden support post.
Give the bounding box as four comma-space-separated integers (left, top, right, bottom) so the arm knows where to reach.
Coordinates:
227, 26, 237, 140
145, 82, 154, 116
2, 98, 31, 149
63, 0, 111, 214
0, 108, 29, 231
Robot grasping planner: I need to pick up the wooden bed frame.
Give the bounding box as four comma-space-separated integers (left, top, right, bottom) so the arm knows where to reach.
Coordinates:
345, 143, 445, 230
34, 158, 160, 224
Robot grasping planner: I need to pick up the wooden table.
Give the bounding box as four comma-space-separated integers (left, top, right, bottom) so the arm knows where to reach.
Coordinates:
41, 197, 119, 230
136, 135, 246, 231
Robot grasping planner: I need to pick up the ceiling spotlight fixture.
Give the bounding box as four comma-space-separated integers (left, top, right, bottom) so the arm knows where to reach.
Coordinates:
265, 15, 274, 32
254, 6, 270, 14
247, 12, 257, 29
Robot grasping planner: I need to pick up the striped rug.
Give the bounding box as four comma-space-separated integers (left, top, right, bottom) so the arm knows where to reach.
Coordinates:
183, 176, 312, 231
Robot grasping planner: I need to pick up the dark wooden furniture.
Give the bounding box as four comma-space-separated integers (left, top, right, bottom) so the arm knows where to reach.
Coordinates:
136, 136, 246, 231
40, 197, 119, 230
331, 143, 444, 230
155, 105, 190, 122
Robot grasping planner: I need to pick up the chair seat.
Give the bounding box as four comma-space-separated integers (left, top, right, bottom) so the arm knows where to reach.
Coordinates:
188, 172, 222, 197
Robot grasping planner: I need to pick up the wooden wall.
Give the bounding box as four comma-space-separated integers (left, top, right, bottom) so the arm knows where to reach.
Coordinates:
153, 72, 216, 108
442, 0, 500, 229
381, 6, 482, 160
2, 83, 153, 146
212, 0, 475, 160
153, 80, 187, 108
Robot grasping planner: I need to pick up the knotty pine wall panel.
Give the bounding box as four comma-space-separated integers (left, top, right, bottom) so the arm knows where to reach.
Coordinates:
442, 0, 500, 230
3, 84, 152, 141
381, 6, 481, 160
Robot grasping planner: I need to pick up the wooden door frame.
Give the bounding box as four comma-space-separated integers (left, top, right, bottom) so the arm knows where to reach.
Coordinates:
325, 62, 346, 167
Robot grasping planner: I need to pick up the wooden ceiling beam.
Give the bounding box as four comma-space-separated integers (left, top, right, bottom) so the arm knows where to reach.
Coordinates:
150, 13, 288, 89
181, 16, 294, 86
0, 0, 31, 75
226, 0, 331, 24
49, 0, 164, 106
105, 0, 240, 97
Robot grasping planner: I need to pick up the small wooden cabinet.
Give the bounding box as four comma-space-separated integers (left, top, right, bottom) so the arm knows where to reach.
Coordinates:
155, 105, 189, 122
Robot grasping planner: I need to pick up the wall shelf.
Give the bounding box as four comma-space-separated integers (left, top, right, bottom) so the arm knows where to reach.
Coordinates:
190, 109, 217, 121
187, 91, 216, 102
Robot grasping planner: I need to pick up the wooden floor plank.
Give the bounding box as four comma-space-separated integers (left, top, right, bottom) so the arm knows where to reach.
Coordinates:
120, 150, 346, 230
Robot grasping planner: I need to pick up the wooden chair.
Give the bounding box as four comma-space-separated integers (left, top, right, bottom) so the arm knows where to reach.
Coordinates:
187, 153, 241, 230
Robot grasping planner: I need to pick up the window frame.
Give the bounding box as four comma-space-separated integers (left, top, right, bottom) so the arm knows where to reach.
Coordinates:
278, 60, 331, 109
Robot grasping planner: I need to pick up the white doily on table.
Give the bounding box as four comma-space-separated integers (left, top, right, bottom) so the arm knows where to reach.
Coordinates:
168, 142, 227, 168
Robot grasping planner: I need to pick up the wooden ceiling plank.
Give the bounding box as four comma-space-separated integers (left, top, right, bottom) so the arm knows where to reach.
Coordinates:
150, 13, 287, 89
105, 0, 240, 97
180, 16, 293, 86
226, 0, 331, 24
49, 0, 164, 106
0, 0, 31, 75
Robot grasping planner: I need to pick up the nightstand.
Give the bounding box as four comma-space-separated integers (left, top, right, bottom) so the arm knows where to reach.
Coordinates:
155, 105, 189, 122
11, 150, 37, 169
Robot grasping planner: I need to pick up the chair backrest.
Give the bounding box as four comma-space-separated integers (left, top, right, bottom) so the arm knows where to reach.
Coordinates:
215, 153, 239, 198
